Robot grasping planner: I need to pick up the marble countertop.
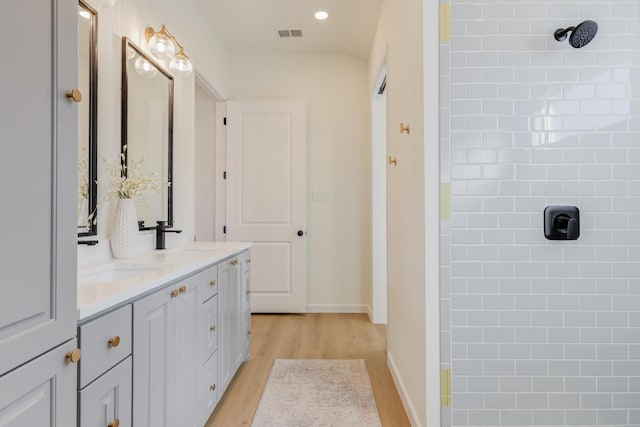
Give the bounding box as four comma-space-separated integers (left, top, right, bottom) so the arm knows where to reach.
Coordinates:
77, 242, 252, 321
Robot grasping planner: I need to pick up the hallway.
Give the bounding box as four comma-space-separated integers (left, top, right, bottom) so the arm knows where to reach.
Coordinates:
206, 314, 411, 426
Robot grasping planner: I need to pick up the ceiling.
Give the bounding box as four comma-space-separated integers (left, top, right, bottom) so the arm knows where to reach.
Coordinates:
195, 0, 384, 60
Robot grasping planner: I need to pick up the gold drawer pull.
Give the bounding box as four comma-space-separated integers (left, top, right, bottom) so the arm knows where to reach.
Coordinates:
66, 89, 82, 103
210, 384, 216, 391
108, 420, 120, 427
179, 285, 187, 294
170, 289, 179, 298
210, 280, 216, 287
210, 324, 217, 332
108, 336, 121, 348
65, 349, 81, 364
230, 259, 238, 266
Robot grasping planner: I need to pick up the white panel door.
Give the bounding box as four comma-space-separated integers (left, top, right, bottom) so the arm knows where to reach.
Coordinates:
225, 101, 307, 313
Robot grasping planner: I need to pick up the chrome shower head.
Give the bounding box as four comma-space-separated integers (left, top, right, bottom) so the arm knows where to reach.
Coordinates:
554, 20, 598, 48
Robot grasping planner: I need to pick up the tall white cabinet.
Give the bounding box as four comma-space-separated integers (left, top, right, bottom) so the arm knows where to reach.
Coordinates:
0, 0, 78, 424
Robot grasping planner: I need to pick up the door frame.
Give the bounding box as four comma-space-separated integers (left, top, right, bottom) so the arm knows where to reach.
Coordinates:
371, 65, 388, 325
194, 72, 224, 242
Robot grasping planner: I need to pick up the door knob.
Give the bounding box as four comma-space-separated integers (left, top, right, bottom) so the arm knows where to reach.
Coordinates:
297, 230, 305, 237
108, 336, 121, 348
66, 89, 82, 103
65, 349, 81, 364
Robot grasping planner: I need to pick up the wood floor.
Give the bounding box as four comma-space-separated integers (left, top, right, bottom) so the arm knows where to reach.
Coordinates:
205, 313, 411, 427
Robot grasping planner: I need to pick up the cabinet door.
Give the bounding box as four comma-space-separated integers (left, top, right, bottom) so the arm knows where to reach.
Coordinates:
133, 288, 176, 427
241, 254, 251, 315
217, 260, 232, 395
0, 339, 77, 427
232, 259, 244, 371
79, 357, 132, 427
174, 282, 199, 427
0, 0, 77, 376
199, 352, 218, 426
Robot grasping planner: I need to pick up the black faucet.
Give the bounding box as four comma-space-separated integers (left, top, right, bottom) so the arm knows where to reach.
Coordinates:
139, 220, 182, 250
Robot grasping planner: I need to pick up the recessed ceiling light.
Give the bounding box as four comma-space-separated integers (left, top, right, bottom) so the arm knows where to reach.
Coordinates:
314, 11, 329, 21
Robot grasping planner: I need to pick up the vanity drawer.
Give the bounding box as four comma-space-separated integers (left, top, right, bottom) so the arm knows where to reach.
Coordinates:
194, 265, 218, 303
78, 304, 132, 389
200, 295, 218, 365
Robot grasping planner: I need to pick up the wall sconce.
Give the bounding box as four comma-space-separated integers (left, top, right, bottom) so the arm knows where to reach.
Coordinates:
145, 25, 193, 76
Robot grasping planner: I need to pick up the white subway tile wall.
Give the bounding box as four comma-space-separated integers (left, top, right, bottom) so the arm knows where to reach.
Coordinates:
442, 0, 640, 425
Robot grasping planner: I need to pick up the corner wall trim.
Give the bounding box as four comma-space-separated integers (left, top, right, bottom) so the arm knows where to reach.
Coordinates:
305, 304, 368, 314
388, 351, 423, 427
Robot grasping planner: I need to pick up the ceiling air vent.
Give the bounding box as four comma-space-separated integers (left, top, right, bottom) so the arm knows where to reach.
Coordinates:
278, 29, 303, 38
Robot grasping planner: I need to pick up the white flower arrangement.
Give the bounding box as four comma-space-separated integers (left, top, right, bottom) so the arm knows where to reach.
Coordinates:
89, 146, 170, 225
103, 149, 165, 201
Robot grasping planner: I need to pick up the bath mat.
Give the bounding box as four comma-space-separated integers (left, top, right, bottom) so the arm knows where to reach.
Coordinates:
251, 359, 382, 427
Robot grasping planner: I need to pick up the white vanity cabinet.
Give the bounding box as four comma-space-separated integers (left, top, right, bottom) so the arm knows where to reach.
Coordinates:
133, 264, 216, 427
0, 0, 78, 424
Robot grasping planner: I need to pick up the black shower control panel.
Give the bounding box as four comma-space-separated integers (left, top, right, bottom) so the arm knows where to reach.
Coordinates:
544, 206, 580, 240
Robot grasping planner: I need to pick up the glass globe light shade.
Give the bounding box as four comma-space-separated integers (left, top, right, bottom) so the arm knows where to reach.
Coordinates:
92, 0, 116, 7
134, 57, 158, 78
169, 52, 193, 76
148, 32, 176, 61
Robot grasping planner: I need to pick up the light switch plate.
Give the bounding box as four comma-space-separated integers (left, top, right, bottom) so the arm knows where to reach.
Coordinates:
312, 192, 330, 202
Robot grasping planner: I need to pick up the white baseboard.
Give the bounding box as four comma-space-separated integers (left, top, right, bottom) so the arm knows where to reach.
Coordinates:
305, 304, 368, 313
387, 351, 423, 427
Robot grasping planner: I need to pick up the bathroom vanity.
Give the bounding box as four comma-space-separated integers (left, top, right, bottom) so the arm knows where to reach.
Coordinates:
76, 243, 252, 427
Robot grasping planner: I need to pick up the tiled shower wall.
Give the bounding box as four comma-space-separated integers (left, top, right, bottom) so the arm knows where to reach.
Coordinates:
442, 1, 640, 425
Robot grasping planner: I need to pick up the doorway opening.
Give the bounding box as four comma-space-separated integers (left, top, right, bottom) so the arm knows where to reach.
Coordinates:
371, 66, 387, 324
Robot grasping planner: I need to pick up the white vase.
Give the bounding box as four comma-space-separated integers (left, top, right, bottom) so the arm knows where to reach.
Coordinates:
111, 198, 138, 259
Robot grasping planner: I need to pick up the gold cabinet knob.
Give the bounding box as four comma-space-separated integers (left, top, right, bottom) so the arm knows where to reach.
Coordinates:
388, 156, 398, 166
65, 348, 81, 364
400, 122, 411, 134
179, 285, 187, 294
210, 280, 216, 287
230, 260, 238, 266
66, 89, 82, 103
108, 420, 120, 427
210, 324, 217, 332
170, 289, 179, 298
210, 384, 216, 391
108, 336, 121, 348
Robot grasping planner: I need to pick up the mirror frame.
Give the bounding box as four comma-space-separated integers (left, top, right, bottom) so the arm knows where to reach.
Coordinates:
78, 0, 98, 237
121, 37, 174, 227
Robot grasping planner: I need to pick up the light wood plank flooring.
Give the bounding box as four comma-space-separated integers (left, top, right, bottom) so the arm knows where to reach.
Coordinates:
205, 313, 411, 427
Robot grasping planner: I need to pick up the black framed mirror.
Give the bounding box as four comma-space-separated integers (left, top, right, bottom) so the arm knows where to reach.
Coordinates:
78, 0, 98, 237
121, 38, 174, 227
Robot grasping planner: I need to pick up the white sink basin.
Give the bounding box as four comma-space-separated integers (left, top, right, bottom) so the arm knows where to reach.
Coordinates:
78, 263, 166, 282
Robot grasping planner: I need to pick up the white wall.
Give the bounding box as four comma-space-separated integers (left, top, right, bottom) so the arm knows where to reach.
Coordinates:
227, 53, 372, 313
194, 83, 217, 241
369, 0, 429, 425
442, 1, 640, 426
78, 0, 230, 264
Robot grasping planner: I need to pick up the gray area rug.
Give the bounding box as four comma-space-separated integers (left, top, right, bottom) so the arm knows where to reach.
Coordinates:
251, 359, 383, 427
